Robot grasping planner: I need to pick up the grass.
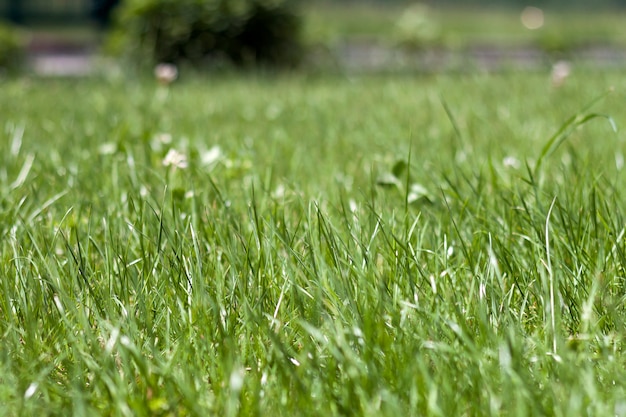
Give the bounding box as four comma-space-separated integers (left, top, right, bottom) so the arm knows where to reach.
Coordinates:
1, 69, 626, 416
302, 3, 626, 50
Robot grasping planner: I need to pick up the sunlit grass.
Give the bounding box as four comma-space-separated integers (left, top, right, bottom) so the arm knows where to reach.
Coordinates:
1, 70, 626, 415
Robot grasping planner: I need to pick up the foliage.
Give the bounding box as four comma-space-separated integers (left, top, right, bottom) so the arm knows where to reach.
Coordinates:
112, 0, 303, 68
0, 22, 25, 73
393, 3, 440, 50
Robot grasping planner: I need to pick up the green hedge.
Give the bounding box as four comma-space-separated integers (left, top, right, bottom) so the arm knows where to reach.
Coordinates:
113, 0, 303, 68
0, 22, 25, 74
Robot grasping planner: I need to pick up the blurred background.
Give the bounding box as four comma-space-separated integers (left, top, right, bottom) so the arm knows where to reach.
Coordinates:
0, 0, 625, 76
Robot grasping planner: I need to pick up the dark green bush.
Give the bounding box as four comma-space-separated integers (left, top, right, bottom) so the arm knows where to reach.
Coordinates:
0, 22, 25, 74
114, 0, 303, 68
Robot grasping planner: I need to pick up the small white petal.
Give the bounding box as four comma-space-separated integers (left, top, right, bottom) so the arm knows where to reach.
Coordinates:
98, 143, 116, 155
229, 368, 245, 391
53, 294, 64, 315
551, 61, 571, 87
272, 184, 286, 199
24, 383, 38, 399
503, 156, 521, 169
154, 63, 178, 84
201, 146, 222, 166
156, 133, 172, 144
105, 328, 120, 353
349, 199, 358, 213
163, 148, 188, 169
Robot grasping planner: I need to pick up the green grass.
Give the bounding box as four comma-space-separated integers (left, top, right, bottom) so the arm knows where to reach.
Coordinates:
302, 3, 626, 50
1, 70, 626, 416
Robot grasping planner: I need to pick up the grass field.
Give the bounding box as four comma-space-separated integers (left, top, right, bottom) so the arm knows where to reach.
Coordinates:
1, 69, 626, 416
303, 3, 626, 50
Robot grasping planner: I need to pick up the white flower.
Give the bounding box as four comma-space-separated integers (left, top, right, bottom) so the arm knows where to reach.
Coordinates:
155, 132, 172, 144
272, 184, 286, 199
201, 146, 222, 166
551, 60, 571, 87
98, 142, 116, 155
503, 156, 521, 169
616, 152, 624, 171
162, 148, 188, 169
24, 382, 38, 399
349, 199, 358, 214
151, 133, 173, 151
229, 368, 245, 391
154, 63, 178, 85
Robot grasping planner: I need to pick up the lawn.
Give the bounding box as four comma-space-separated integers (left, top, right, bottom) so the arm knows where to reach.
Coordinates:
303, 3, 626, 50
1, 69, 626, 416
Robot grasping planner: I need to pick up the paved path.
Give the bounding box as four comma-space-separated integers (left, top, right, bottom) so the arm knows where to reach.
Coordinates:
26, 28, 99, 76
30, 53, 96, 76
333, 41, 626, 73
25, 33, 626, 76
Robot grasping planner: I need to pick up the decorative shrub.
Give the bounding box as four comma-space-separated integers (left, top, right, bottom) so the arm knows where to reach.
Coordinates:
393, 4, 440, 51
0, 22, 25, 74
113, 0, 303, 68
